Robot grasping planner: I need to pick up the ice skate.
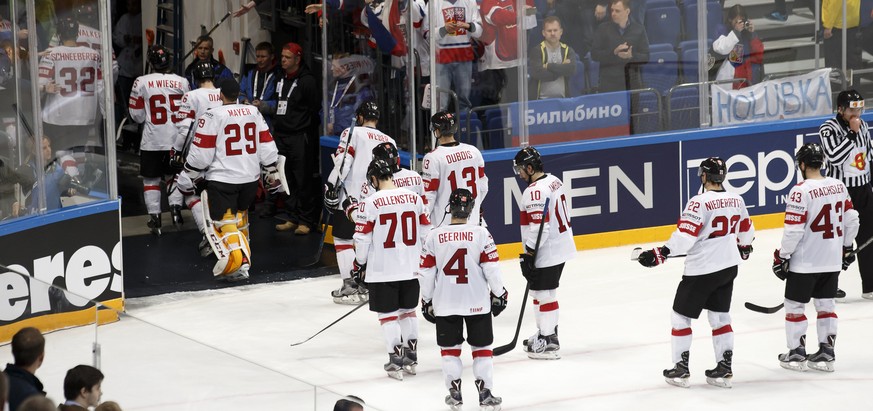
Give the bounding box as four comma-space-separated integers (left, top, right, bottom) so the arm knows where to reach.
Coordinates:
778, 346, 808, 372
705, 350, 733, 388
331, 278, 369, 305
862, 292, 873, 300
222, 263, 250, 282
523, 330, 560, 360
445, 379, 462, 411
199, 235, 214, 257
663, 351, 690, 388
476, 379, 502, 411
147, 213, 162, 236
835, 288, 847, 299
402, 339, 418, 375
807, 342, 835, 372
385, 345, 404, 380
170, 204, 184, 229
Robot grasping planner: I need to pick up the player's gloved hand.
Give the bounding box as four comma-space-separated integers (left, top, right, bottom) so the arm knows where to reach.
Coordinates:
169, 148, 184, 170
262, 163, 282, 194
351, 260, 367, 287
324, 182, 340, 208
842, 246, 856, 270
772, 249, 790, 280
176, 169, 197, 195
519, 252, 536, 282
490, 289, 508, 317
738, 244, 753, 260
342, 196, 359, 220
421, 299, 436, 324
638, 246, 670, 267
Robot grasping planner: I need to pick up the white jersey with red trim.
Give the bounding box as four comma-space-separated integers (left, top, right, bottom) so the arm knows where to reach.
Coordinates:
187, 104, 278, 184
173, 87, 223, 151
359, 168, 424, 201
38, 45, 104, 126
778, 177, 860, 273
326, 125, 397, 205
519, 174, 576, 268
129, 73, 190, 151
664, 189, 755, 276
354, 187, 432, 283
419, 224, 505, 316
48, 25, 120, 80
422, 142, 488, 227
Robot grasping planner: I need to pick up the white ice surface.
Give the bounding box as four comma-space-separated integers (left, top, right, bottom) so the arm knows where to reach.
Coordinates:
3, 228, 872, 410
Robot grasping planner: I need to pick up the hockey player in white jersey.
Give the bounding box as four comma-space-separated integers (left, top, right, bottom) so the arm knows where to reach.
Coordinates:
177, 78, 281, 282
773, 143, 859, 372
352, 159, 431, 380
637, 157, 755, 389
325, 101, 395, 305
512, 146, 576, 360
168, 60, 222, 255
419, 188, 507, 411
355, 142, 425, 203
422, 111, 488, 227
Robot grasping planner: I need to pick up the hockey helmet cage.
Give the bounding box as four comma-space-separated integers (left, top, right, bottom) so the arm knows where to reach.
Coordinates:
837, 89, 864, 110
367, 158, 394, 188
697, 157, 727, 184
796, 143, 825, 169
372, 142, 401, 172
356, 101, 380, 121
148, 45, 172, 72
513, 146, 544, 175
192, 60, 214, 81
449, 188, 475, 219
430, 111, 458, 136
56, 16, 79, 42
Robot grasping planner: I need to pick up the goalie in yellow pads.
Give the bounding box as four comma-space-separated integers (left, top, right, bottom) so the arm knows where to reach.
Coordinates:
177, 78, 285, 281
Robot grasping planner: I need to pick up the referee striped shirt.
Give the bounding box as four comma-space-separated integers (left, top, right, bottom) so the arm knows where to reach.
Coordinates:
819, 116, 873, 188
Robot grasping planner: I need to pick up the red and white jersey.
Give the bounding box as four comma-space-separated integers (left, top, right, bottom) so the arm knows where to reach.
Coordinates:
354, 187, 432, 283
38, 45, 103, 126
419, 223, 505, 316
50, 25, 120, 80
433, 0, 482, 63
478, 0, 535, 70
173, 87, 222, 151
664, 189, 755, 276
359, 168, 424, 201
187, 104, 278, 185
779, 177, 859, 273
519, 174, 576, 268
129, 73, 190, 151
327, 125, 396, 206
422, 142, 488, 227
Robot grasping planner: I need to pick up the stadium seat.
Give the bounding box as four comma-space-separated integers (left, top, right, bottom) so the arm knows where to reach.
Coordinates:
457, 112, 480, 146
585, 55, 600, 92
649, 43, 674, 54
569, 58, 588, 96
684, 1, 723, 41
485, 116, 506, 149
632, 89, 662, 134
645, 6, 682, 48
641, 49, 679, 95
668, 87, 700, 130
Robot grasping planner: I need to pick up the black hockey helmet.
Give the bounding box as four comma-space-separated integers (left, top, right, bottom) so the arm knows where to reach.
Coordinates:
449, 188, 475, 219
356, 101, 380, 122
372, 142, 401, 172
192, 59, 214, 82
431, 111, 458, 136
148, 45, 172, 72
76, 3, 97, 25
513, 146, 544, 175
56, 16, 79, 42
367, 158, 394, 188
837, 89, 864, 110
698, 157, 727, 184
796, 143, 825, 169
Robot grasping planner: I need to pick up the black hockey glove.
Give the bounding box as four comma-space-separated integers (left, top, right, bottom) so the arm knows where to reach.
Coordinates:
842, 246, 856, 270
772, 249, 789, 280
638, 246, 670, 267
168, 148, 184, 172
351, 260, 367, 288
490, 289, 508, 317
342, 196, 359, 220
421, 299, 436, 323
519, 253, 536, 282
324, 182, 340, 209
738, 244, 753, 260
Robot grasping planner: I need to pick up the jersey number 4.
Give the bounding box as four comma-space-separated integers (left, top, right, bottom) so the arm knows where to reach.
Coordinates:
443, 249, 469, 284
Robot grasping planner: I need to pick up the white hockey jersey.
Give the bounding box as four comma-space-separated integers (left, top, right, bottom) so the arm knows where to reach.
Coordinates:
664, 189, 755, 276
38, 45, 104, 126
187, 104, 278, 185
354, 187, 432, 283
49, 24, 120, 80
326, 125, 397, 207
129, 73, 191, 151
422, 142, 488, 227
779, 177, 860, 273
519, 174, 576, 268
359, 168, 424, 201
419, 224, 505, 316
174, 87, 223, 151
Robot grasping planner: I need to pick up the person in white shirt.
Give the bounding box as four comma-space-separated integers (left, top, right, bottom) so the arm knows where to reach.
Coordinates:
419, 188, 506, 410
773, 143, 859, 373
512, 146, 575, 360
637, 157, 755, 389
352, 158, 431, 380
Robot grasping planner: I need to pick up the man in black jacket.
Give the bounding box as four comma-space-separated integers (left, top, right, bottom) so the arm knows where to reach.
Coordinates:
184, 36, 234, 89
4, 327, 46, 411
590, 0, 649, 92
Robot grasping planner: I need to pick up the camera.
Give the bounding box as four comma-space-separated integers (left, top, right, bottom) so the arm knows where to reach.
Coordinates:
743, 20, 750, 29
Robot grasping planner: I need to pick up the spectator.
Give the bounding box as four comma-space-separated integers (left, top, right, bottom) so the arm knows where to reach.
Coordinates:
59, 365, 103, 411
334, 396, 364, 411
22, 136, 83, 213
240, 41, 279, 129
433, 0, 482, 111
324, 54, 374, 136
712, 5, 764, 89
183, 36, 234, 89
822, 0, 862, 70
95, 401, 123, 411
528, 16, 578, 99
4, 327, 46, 411
478, 0, 536, 105
113, 0, 143, 151
18, 396, 57, 411
590, 0, 649, 92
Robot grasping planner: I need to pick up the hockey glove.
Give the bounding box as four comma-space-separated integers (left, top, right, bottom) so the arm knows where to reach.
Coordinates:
638, 246, 670, 267
519, 253, 536, 282
324, 182, 340, 209
351, 260, 367, 287
772, 249, 790, 280
842, 246, 856, 270
342, 196, 359, 220
262, 163, 283, 194
168, 148, 184, 171
490, 289, 508, 317
421, 299, 436, 324
738, 244, 753, 260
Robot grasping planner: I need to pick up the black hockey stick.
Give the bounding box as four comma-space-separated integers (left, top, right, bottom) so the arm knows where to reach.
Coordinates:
290, 298, 368, 346
493, 197, 551, 357
630, 247, 687, 261
181, 11, 233, 62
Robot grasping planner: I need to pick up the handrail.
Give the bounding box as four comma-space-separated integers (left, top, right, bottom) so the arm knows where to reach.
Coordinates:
764, 67, 846, 89
665, 79, 745, 130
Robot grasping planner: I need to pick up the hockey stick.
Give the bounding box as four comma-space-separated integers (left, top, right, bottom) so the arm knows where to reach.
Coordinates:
181, 11, 233, 62
745, 236, 873, 314
629, 247, 687, 261
289, 298, 368, 346
493, 197, 551, 357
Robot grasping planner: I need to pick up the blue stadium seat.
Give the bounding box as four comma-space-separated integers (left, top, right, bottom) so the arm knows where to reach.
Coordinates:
641, 49, 679, 95
584, 54, 599, 92
485, 116, 506, 149
649, 43, 674, 54
684, 1, 723, 41
681, 47, 699, 83
645, 6, 682, 48
569, 59, 587, 96
457, 112, 480, 146
483, 108, 501, 127
646, 0, 677, 10
668, 87, 700, 130
632, 90, 662, 134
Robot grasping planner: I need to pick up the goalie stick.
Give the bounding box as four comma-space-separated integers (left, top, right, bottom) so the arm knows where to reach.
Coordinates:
290, 299, 368, 346
494, 197, 551, 356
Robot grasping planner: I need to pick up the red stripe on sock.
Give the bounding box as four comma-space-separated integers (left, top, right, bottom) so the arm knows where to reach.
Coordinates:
399, 311, 417, 320
817, 312, 838, 319
539, 301, 559, 312
441, 349, 462, 357
712, 324, 733, 336
785, 314, 808, 323
335, 244, 354, 252
143, 185, 160, 191
472, 349, 493, 358
379, 316, 398, 325
187, 199, 200, 208
671, 328, 692, 336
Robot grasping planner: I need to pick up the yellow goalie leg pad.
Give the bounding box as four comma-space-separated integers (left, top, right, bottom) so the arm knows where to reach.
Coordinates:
213, 209, 247, 277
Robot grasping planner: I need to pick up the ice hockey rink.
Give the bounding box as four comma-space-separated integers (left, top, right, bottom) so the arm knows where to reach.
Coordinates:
3, 227, 872, 411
